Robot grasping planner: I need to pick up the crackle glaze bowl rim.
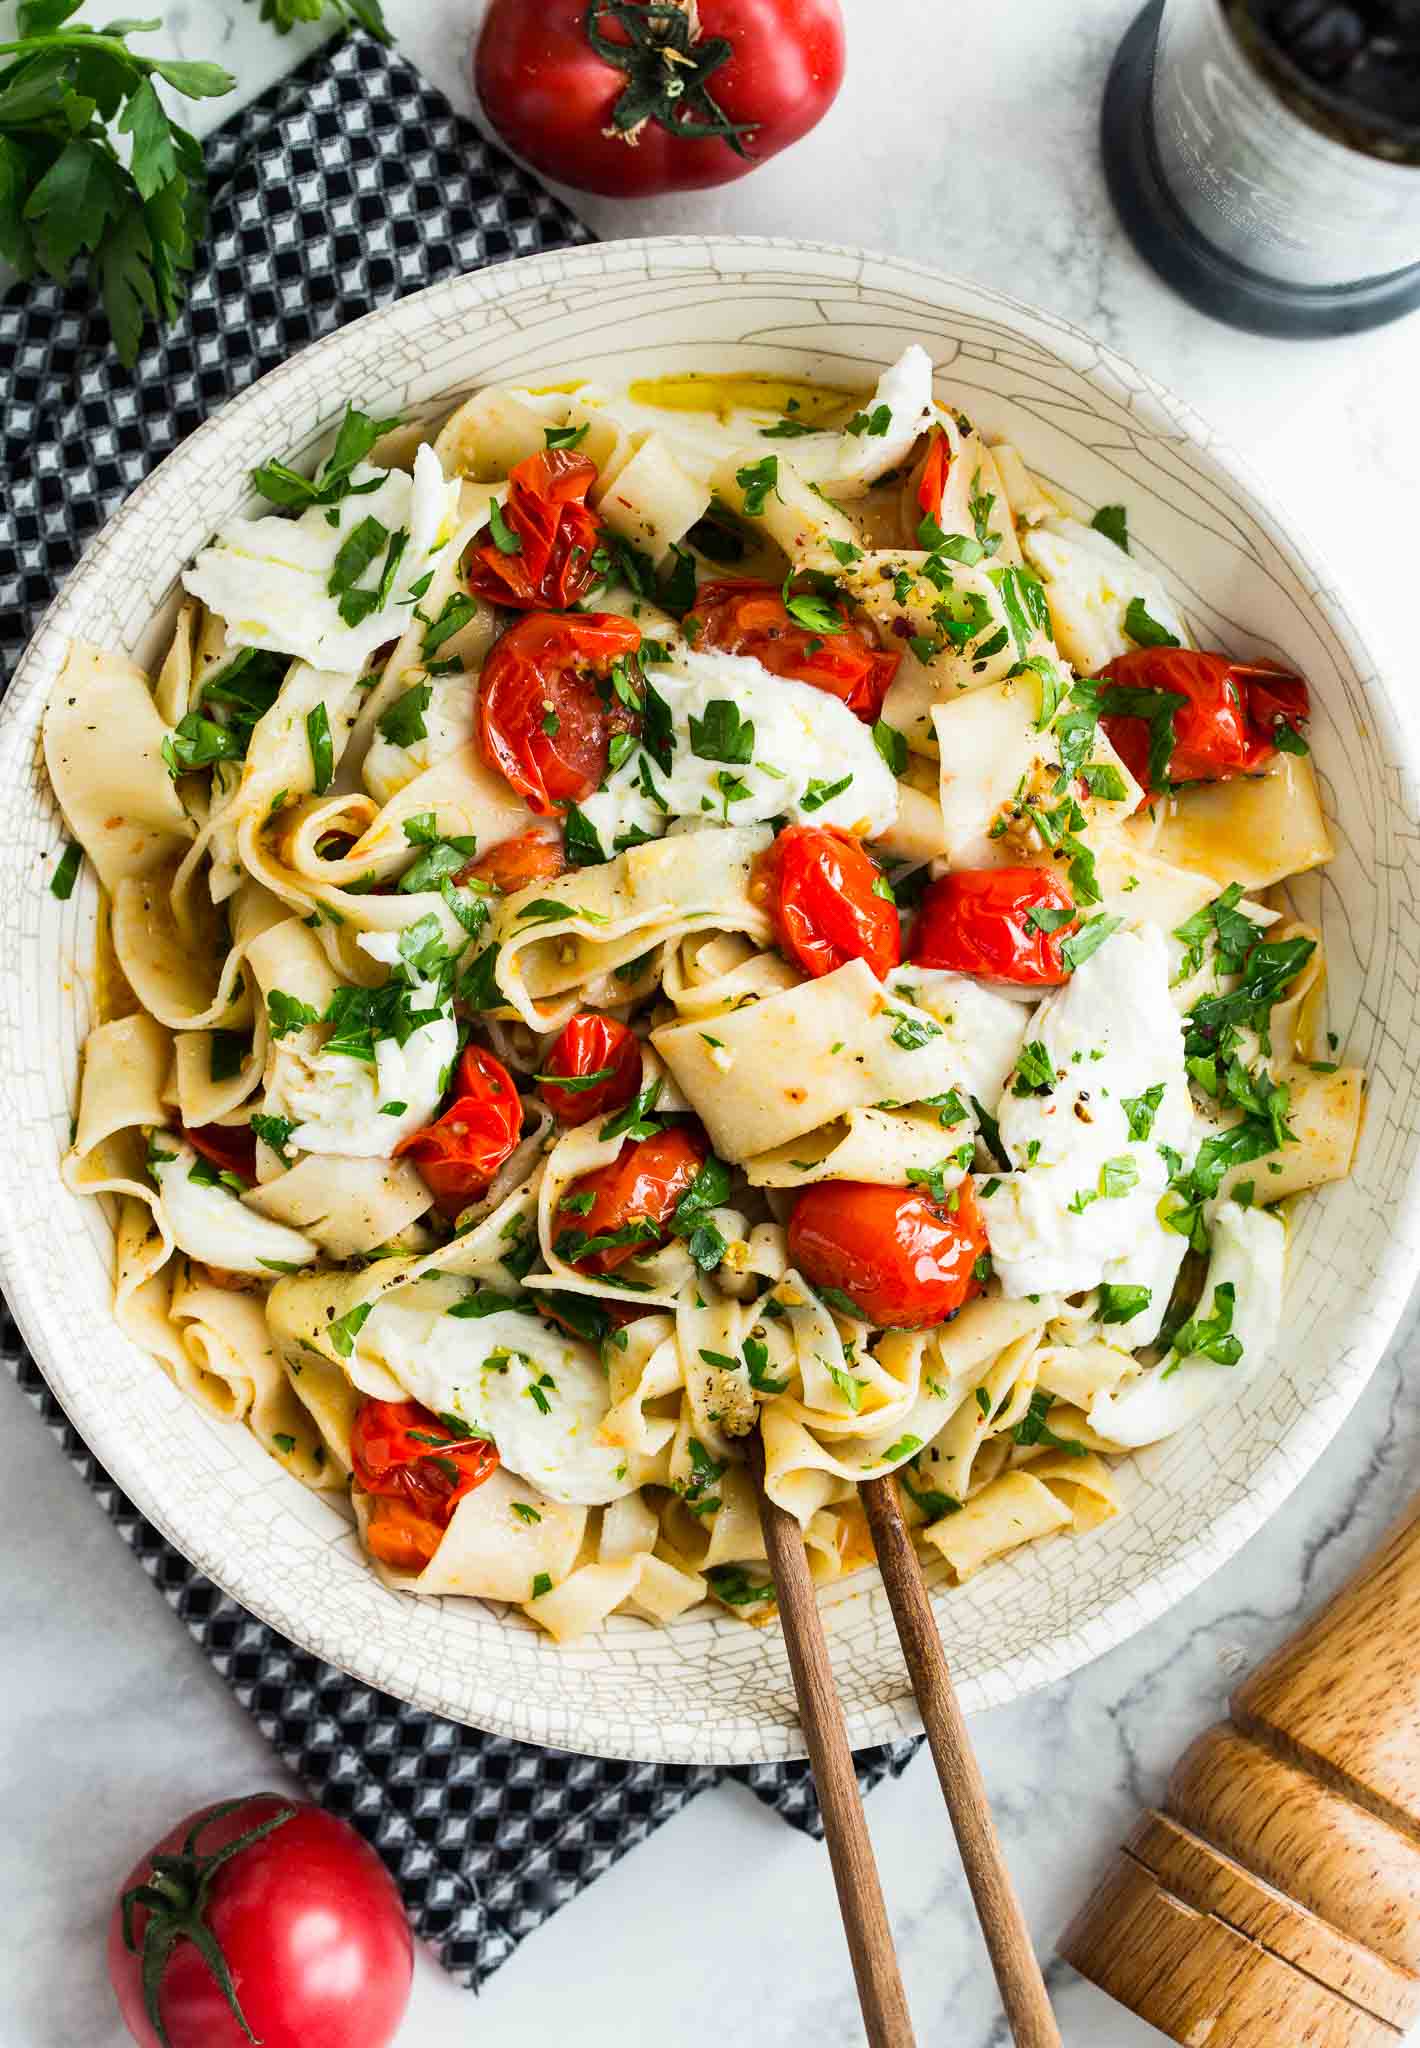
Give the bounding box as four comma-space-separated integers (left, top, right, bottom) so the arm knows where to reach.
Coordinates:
3, 235, 1417, 1765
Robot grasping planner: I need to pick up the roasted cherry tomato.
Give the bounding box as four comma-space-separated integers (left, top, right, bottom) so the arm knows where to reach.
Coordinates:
394, 1044, 522, 1217
1095, 648, 1310, 799
109, 1794, 411, 2048
351, 1396, 501, 1572
686, 578, 900, 721
479, 611, 642, 813
909, 867, 1079, 986
475, 0, 846, 200
915, 425, 952, 524
463, 448, 603, 611
538, 1012, 643, 1125
553, 1125, 707, 1277
759, 823, 900, 981
457, 827, 567, 895
788, 1177, 989, 1329
182, 1122, 257, 1185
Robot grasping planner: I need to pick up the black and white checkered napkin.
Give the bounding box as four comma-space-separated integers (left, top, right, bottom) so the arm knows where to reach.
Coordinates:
0, 31, 918, 1987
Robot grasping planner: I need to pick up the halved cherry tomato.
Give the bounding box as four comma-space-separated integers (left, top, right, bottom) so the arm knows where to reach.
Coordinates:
758, 823, 900, 982
463, 448, 603, 611
394, 1044, 522, 1217
909, 867, 1078, 986
538, 1012, 642, 1125
916, 426, 952, 524
553, 1125, 707, 1277
351, 1397, 500, 1573
1096, 648, 1310, 799
479, 611, 642, 813
456, 828, 567, 894
788, 1177, 989, 1329
686, 579, 900, 721
183, 1122, 258, 1185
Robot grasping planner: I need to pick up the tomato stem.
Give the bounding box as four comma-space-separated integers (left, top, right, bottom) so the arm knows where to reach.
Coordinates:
120, 1801, 298, 2048
582, 2, 759, 157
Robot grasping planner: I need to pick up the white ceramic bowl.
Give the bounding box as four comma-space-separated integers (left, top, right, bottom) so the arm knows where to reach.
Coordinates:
5, 237, 1418, 1765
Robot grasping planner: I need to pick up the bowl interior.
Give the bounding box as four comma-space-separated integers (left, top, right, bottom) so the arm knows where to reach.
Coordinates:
4, 237, 1418, 1764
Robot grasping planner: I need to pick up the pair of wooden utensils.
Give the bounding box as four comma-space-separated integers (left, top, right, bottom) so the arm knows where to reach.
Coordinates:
750, 1454, 1420, 2048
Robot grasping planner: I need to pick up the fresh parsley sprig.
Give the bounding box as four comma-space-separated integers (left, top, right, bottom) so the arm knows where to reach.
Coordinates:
0, 1, 234, 364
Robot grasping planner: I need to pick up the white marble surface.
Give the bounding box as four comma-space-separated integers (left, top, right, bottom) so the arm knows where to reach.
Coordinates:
4, 0, 1420, 2042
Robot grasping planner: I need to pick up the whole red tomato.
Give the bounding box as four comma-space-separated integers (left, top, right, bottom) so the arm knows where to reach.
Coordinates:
475, 0, 846, 198
395, 1043, 524, 1216
759, 823, 900, 982
788, 1178, 989, 1328
352, 1396, 501, 1572
1095, 648, 1310, 799
478, 611, 642, 814
538, 1011, 643, 1124
553, 1124, 708, 1275
109, 1795, 411, 2048
910, 867, 1079, 986
686, 579, 899, 721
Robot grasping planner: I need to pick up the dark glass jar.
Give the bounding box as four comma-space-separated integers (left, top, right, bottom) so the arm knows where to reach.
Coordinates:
1102, 0, 1420, 334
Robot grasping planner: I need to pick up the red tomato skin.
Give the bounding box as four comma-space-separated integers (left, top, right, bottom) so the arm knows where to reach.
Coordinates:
788, 1179, 989, 1329
459, 828, 567, 894
687, 579, 899, 720
463, 448, 602, 611
909, 867, 1078, 986
1095, 649, 1310, 799
759, 824, 900, 982
475, 0, 846, 199
915, 428, 952, 524
182, 1122, 258, 1185
351, 1397, 501, 1570
540, 1012, 643, 1124
478, 611, 642, 813
555, 1126, 708, 1275
108, 1797, 412, 2048
394, 1044, 523, 1216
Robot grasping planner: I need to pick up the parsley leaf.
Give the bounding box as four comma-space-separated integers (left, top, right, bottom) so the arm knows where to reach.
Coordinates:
1121, 1083, 1166, 1141
735, 455, 780, 516
1167, 1282, 1242, 1371
377, 682, 431, 749
688, 697, 754, 764
1011, 1389, 1087, 1457
1090, 505, 1129, 552
1124, 597, 1180, 648
1060, 913, 1122, 973
1098, 1282, 1151, 1324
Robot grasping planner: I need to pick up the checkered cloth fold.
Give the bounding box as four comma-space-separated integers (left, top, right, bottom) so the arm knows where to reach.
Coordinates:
0, 30, 917, 1988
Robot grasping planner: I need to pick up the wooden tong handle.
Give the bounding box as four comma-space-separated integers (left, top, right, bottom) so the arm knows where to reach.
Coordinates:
862, 1474, 1062, 2048
751, 1442, 917, 2048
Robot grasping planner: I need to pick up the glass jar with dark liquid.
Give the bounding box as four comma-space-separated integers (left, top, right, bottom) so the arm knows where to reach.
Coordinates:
1102, 0, 1420, 333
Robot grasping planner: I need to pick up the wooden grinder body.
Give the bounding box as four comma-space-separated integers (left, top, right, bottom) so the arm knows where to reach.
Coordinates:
1059, 1493, 1420, 2044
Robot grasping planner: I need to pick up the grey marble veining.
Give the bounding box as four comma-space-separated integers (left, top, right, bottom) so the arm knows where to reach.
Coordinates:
5, 0, 1420, 2041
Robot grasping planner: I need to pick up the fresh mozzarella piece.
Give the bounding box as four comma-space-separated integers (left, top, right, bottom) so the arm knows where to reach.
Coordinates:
1096, 1208, 1190, 1348
182, 445, 461, 675
1088, 1202, 1284, 1446
265, 979, 456, 1158
979, 927, 1193, 1299
884, 968, 1029, 1110
577, 647, 898, 856
1021, 518, 1189, 677
827, 344, 936, 495
150, 1137, 319, 1274
357, 1300, 638, 1506
363, 672, 477, 805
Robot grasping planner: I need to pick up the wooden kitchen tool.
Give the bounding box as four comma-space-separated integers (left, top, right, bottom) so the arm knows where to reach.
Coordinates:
1060, 1489, 1420, 2046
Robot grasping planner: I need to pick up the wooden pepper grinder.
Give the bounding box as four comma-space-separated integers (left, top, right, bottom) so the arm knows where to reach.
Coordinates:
1060, 1491, 1420, 2046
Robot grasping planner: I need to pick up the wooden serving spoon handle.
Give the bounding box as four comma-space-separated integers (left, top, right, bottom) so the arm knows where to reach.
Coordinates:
1059, 1491, 1420, 2046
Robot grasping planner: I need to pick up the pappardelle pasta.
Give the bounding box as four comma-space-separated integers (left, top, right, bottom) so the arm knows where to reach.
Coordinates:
47, 344, 1363, 1642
